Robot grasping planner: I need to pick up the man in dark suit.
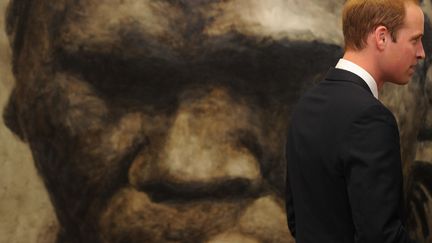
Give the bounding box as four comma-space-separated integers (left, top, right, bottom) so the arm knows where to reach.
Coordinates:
286, 0, 425, 242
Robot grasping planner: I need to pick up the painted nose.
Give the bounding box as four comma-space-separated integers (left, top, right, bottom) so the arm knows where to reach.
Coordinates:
156, 89, 261, 182
128, 87, 263, 197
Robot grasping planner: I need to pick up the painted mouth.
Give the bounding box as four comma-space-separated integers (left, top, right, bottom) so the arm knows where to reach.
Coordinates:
99, 186, 290, 243
99, 186, 250, 242
139, 178, 265, 203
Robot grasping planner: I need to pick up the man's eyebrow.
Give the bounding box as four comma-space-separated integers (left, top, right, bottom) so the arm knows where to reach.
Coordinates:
411, 33, 424, 40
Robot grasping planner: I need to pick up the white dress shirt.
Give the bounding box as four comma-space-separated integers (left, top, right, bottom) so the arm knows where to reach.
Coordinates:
335, 59, 379, 99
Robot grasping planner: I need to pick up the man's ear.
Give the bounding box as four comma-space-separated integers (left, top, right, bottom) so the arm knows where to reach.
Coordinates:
374, 25, 389, 50
3, 87, 26, 141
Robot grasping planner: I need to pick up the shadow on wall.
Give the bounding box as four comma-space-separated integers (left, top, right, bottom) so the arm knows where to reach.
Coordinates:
0, 0, 432, 243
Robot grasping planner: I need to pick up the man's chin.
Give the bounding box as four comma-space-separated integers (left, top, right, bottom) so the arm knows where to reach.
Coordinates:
98, 187, 293, 243
389, 77, 411, 86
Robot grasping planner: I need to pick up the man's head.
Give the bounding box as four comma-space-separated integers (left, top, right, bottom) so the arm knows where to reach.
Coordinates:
342, 0, 419, 50
379, 1, 426, 84
342, 0, 425, 86
3, 0, 342, 242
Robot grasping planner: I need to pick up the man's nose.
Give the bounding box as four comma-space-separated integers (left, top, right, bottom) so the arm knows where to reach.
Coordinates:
128, 87, 263, 194
418, 41, 426, 59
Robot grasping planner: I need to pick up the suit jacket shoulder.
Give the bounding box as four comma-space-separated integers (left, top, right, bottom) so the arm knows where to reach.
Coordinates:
286, 67, 410, 243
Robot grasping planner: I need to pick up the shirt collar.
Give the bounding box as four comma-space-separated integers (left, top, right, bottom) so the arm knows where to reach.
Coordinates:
335, 59, 379, 99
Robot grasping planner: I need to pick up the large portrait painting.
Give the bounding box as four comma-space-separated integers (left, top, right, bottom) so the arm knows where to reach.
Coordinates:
0, 0, 432, 242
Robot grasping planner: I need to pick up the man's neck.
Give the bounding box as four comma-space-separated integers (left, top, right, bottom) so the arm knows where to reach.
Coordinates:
343, 50, 384, 90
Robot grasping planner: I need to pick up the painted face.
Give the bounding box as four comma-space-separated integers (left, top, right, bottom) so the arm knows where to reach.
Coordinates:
4, 0, 343, 242
382, 2, 425, 85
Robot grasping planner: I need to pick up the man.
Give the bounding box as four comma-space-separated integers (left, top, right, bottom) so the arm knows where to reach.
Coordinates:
286, 0, 425, 242
3, 0, 349, 242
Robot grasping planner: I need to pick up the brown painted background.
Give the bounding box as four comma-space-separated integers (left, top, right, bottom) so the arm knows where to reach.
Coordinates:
1, 0, 432, 242
0, 1, 57, 242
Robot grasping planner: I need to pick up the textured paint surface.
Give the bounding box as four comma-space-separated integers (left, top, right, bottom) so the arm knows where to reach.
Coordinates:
0, 1, 57, 242
0, 0, 432, 242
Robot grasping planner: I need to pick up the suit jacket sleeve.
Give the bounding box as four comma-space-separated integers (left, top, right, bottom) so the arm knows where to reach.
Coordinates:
285, 170, 296, 238
343, 104, 414, 243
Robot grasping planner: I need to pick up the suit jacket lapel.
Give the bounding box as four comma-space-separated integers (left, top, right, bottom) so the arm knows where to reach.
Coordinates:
325, 67, 373, 96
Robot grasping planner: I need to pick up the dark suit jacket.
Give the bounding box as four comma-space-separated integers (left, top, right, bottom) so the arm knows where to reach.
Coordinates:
285, 68, 413, 243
